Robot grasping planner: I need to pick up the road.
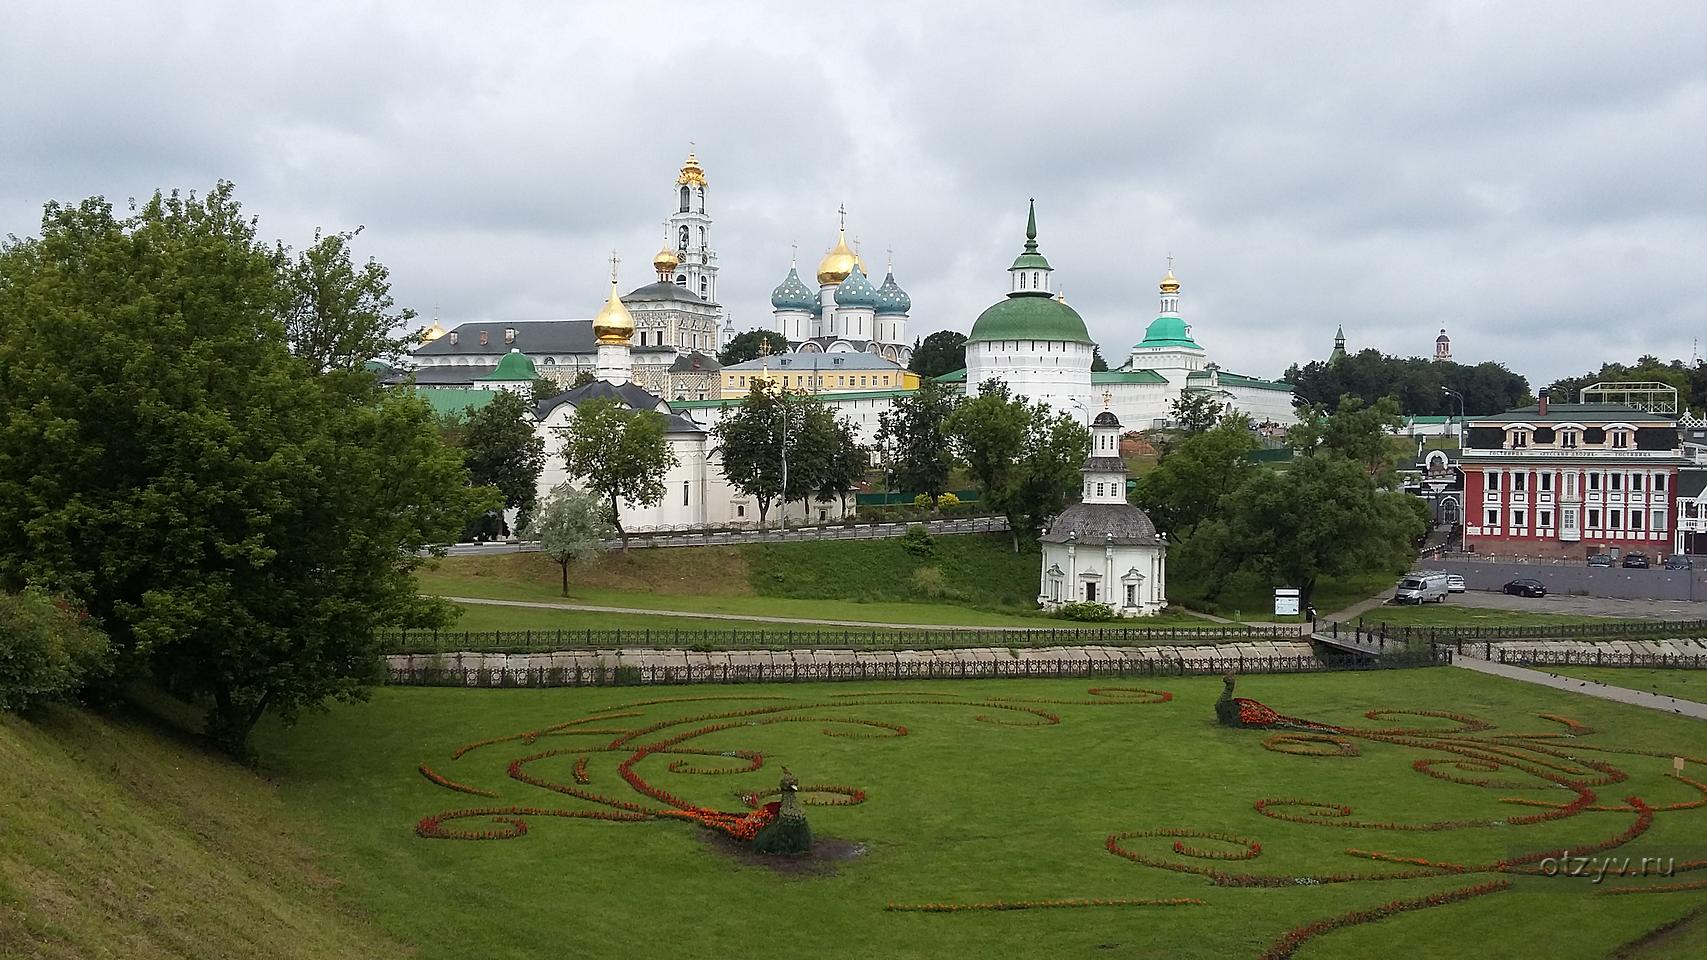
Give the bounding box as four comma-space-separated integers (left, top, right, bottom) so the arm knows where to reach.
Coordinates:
1447, 589, 1707, 621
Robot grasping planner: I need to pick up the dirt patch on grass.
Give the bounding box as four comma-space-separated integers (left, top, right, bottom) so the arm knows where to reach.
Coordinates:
694, 830, 866, 876
426, 547, 754, 596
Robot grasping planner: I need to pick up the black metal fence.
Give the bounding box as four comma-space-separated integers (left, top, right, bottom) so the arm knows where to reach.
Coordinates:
1322, 617, 1707, 648
1488, 648, 1707, 670
379, 623, 1309, 655
385, 649, 1450, 688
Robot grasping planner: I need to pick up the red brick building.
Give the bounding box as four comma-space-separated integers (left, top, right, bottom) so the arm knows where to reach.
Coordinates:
1459, 399, 1685, 559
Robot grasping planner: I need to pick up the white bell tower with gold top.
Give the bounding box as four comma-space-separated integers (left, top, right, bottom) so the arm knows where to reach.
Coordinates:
666, 148, 719, 304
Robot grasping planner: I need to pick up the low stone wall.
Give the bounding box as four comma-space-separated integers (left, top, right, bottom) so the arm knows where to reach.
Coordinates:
385, 640, 1339, 687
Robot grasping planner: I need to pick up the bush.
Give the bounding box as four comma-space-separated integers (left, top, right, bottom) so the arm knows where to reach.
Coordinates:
936, 492, 961, 509
0, 590, 112, 712
911, 565, 947, 598
912, 493, 935, 510
1057, 601, 1117, 622
900, 525, 935, 559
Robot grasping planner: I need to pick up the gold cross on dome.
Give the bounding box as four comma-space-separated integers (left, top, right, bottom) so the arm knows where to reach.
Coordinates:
608, 250, 620, 283
838, 203, 846, 230
1166, 252, 1174, 272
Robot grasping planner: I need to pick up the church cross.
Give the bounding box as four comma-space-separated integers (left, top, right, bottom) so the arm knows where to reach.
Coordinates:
838, 203, 846, 230
608, 250, 620, 283
1166, 252, 1174, 272
1102, 389, 1113, 410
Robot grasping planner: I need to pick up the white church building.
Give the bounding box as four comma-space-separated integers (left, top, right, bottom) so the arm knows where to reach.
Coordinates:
962, 202, 1297, 430
1038, 407, 1168, 616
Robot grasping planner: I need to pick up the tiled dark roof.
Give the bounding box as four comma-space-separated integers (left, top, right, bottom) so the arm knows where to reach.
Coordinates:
625, 280, 706, 304
413, 320, 595, 357
1041, 502, 1161, 546
667, 351, 721, 373
533, 380, 667, 419
1469, 402, 1673, 425
1679, 469, 1707, 499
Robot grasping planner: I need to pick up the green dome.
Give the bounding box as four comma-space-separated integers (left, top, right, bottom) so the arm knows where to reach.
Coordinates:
1135, 315, 1201, 350
968, 292, 1092, 344
483, 350, 539, 381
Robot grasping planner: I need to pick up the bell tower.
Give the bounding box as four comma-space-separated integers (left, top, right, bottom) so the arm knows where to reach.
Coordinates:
666, 148, 719, 304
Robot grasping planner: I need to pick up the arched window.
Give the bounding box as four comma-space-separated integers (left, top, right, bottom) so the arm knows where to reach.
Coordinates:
678, 225, 689, 248
1018, 272, 1027, 290
697, 188, 705, 213
1033, 271, 1040, 287
679, 186, 689, 212
697, 226, 704, 246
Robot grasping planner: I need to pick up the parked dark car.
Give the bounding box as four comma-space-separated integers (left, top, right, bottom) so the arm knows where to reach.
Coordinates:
1621, 552, 1650, 569
1503, 578, 1547, 598
1587, 554, 1614, 568
1663, 555, 1694, 571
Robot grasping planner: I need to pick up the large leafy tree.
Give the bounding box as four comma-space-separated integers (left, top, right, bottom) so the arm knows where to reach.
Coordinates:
525, 484, 614, 596
0, 184, 491, 753
947, 380, 1089, 549
558, 397, 676, 549
717, 329, 791, 367
713, 385, 861, 525
908, 330, 968, 379
875, 380, 957, 501
1132, 413, 1259, 540
1546, 356, 1704, 410
1288, 394, 1405, 483
1181, 455, 1426, 609
280, 226, 418, 373
459, 390, 546, 532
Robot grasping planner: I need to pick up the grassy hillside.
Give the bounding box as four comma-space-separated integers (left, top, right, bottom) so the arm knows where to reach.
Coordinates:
0, 702, 405, 960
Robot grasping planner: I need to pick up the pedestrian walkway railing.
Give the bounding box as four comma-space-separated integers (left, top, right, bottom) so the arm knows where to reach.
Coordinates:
385, 649, 1452, 688
1319, 617, 1707, 649
1481, 648, 1707, 669
379, 623, 1309, 654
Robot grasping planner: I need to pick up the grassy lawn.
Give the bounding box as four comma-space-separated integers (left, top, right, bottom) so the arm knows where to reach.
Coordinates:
422, 541, 1227, 631
1173, 571, 1399, 622
1544, 668, 1707, 704
0, 703, 407, 960
1354, 604, 1647, 628
244, 670, 1707, 960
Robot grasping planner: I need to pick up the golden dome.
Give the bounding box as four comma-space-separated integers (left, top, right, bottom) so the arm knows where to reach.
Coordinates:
420, 320, 447, 342
1159, 269, 1181, 294
653, 244, 680, 274
676, 151, 707, 187
816, 229, 857, 285
593, 279, 635, 345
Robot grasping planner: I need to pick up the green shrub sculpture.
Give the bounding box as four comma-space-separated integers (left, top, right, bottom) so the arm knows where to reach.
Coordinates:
750, 768, 812, 856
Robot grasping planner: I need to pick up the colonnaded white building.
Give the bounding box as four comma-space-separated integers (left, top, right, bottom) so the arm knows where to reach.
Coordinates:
961, 202, 1297, 429
1038, 408, 1168, 616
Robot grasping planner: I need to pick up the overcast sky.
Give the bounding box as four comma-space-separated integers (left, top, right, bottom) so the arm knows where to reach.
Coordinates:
3, 1, 1704, 387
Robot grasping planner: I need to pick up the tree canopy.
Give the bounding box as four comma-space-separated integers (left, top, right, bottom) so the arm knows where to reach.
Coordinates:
0, 184, 492, 753
712, 385, 864, 526
1287, 395, 1405, 483
525, 484, 614, 596
1284, 349, 1530, 416
557, 397, 676, 549
875, 380, 957, 501
458, 390, 546, 532
947, 380, 1089, 549
1132, 413, 1258, 541
909, 330, 967, 379
280, 226, 419, 373
717, 329, 792, 367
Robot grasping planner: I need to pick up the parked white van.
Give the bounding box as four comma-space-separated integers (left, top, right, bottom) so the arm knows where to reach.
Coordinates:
1393, 571, 1450, 604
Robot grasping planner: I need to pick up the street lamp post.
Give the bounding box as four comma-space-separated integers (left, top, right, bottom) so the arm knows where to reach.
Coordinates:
1440, 387, 1468, 553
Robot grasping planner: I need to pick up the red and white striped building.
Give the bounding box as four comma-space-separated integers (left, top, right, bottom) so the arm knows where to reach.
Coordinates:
1460, 399, 1686, 558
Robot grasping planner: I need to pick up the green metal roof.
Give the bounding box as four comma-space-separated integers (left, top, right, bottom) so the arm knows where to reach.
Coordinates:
482, 351, 539, 381
1092, 370, 1169, 385
933, 368, 968, 383
411, 388, 499, 416
1133, 315, 1202, 350
1009, 252, 1053, 271
1183, 369, 1292, 392
968, 292, 1092, 344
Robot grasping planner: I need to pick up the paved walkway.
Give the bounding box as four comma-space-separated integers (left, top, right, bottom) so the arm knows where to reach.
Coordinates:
1454, 657, 1707, 720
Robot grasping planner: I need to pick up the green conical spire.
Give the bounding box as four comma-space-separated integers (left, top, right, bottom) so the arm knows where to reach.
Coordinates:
1010, 199, 1050, 273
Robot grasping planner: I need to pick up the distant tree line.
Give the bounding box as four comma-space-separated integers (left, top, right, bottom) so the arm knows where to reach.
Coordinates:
1545, 355, 1707, 410
1284, 349, 1530, 416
